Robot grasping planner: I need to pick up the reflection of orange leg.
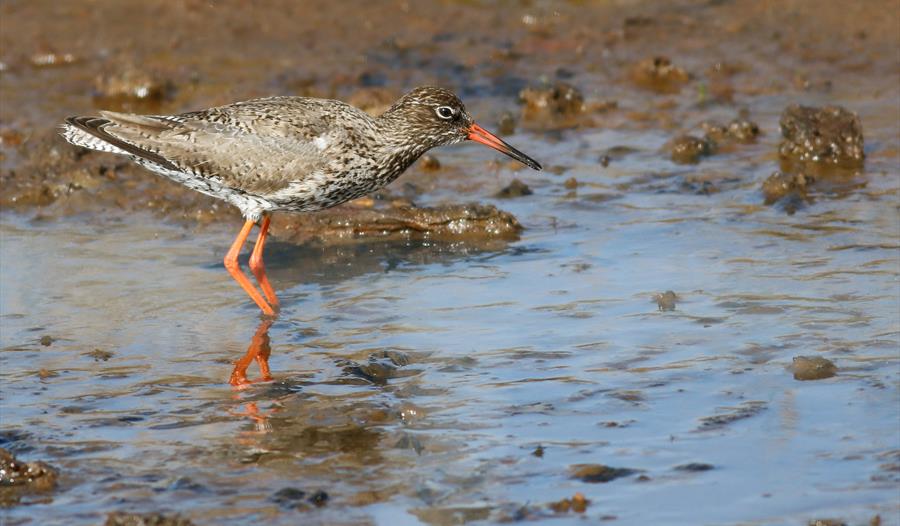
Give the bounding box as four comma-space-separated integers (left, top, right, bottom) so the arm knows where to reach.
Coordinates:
230, 318, 274, 387
224, 219, 275, 316
248, 215, 279, 310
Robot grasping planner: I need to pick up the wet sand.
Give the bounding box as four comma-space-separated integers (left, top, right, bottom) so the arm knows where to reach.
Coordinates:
1, 1, 899, 525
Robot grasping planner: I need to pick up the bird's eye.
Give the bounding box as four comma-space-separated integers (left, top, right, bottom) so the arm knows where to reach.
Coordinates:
435, 106, 455, 120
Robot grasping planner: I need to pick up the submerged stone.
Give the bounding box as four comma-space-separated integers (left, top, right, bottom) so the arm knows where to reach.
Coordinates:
569, 464, 638, 483
494, 179, 533, 198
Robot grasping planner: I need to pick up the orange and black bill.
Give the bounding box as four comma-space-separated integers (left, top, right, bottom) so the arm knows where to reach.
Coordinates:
467, 123, 542, 171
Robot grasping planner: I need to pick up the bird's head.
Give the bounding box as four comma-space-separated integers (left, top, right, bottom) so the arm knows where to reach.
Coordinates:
382, 86, 542, 171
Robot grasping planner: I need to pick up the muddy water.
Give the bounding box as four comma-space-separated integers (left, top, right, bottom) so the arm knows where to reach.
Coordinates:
2, 1, 900, 525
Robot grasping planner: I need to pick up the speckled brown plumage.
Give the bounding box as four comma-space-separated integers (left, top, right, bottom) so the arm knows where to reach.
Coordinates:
60, 85, 541, 315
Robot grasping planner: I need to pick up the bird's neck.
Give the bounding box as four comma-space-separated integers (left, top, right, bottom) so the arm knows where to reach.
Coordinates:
373, 111, 433, 172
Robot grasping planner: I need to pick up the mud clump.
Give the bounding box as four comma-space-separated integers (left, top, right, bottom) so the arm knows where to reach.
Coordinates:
792, 356, 837, 381
630, 56, 690, 94
85, 348, 114, 362
497, 111, 517, 135
419, 154, 441, 171
343, 350, 411, 385
94, 66, 173, 105
670, 135, 714, 164
655, 291, 677, 311
779, 105, 864, 167
762, 171, 814, 212
104, 512, 196, 526
519, 82, 585, 117
674, 462, 714, 472
0, 448, 58, 507
697, 401, 767, 431
494, 179, 533, 198
569, 464, 638, 483
548, 493, 589, 514
703, 118, 761, 145
271, 202, 522, 245
270, 487, 330, 510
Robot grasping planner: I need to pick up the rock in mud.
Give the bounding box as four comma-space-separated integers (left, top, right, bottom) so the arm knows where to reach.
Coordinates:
104, 512, 195, 526
630, 56, 690, 94
497, 111, 517, 135
518, 82, 585, 117
419, 154, 441, 171
271, 201, 522, 245
548, 493, 589, 514
494, 179, 533, 198
94, 66, 172, 103
569, 464, 638, 483
0, 448, 58, 507
762, 171, 814, 208
655, 290, 677, 311
674, 462, 714, 472
703, 118, 761, 145
670, 135, 714, 164
85, 348, 114, 361
792, 356, 837, 381
779, 105, 864, 167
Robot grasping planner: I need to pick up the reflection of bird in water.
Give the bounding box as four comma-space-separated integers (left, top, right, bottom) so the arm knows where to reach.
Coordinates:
230, 318, 274, 387
61, 87, 541, 316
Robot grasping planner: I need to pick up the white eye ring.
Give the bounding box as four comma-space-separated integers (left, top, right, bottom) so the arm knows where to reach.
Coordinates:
435, 106, 455, 120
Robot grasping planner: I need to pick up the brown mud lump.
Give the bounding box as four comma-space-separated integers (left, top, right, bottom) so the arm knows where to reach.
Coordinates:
569, 464, 638, 483
0, 448, 58, 507
655, 291, 677, 311
703, 119, 760, 144
630, 56, 689, 94
105, 512, 196, 526
762, 171, 813, 205
419, 155, 441, 171
518, 82, 585, 117
779, 105, 864, 167
792, 356, 837, 381
94, 67, 171, 102
495, 179, 533, 198
670, 135, 714, 164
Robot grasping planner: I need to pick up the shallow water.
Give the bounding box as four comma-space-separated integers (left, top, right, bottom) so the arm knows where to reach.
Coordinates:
2, 0, 900, 524
2, 114, 899, 524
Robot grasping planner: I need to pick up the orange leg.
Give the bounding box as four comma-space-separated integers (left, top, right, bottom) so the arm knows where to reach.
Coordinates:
230, 318, 274, 387
248, 215, 280, 309
224, 219, 276, 316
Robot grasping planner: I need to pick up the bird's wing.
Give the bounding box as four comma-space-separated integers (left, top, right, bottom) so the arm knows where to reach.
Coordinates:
68, 97, 361, 196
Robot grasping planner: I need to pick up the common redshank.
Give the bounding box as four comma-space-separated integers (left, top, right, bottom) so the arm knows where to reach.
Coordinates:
61, 86, 541, 315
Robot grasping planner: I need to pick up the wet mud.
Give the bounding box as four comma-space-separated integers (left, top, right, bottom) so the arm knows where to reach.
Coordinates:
1, 0, 899, 525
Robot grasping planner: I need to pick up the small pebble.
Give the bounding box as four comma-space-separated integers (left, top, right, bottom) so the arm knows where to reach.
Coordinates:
792, 356, 837, 381
495, 179, 533, 198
